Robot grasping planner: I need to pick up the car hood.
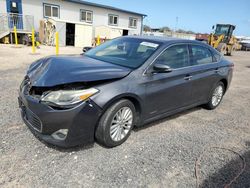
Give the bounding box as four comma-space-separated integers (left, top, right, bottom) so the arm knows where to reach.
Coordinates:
27, 55, 132, 87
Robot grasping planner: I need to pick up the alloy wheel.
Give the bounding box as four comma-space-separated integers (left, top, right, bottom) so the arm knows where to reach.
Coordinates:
212, 85, 223, 107
110, 107, 133, 142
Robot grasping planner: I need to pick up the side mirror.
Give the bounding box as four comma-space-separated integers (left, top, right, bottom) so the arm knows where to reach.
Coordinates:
82, 47, 92, 53
117, 44, 125, 50
212, 25, 215, 30
153, 64, 172, 73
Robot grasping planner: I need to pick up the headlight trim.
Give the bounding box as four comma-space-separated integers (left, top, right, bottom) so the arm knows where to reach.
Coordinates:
41, 88, 99, 107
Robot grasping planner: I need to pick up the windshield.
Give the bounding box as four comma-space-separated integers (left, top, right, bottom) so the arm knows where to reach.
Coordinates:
85, 37, 161, 69
215, 25, 230, 36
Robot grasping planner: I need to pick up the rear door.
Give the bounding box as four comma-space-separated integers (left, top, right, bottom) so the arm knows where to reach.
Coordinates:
188, 44, 220, 103
144, 44, 194, 117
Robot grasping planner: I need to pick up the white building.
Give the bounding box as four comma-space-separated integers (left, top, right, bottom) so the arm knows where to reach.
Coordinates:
0, 0, 146, 47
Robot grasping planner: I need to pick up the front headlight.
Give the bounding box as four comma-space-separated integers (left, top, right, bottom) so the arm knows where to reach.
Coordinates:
41, 88, 99, 106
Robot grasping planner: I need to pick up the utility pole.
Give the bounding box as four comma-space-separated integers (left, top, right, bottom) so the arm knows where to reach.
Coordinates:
175, 16, 179, 32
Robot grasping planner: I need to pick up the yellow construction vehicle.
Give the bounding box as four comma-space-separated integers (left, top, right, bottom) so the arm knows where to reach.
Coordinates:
208, 24, 238, 56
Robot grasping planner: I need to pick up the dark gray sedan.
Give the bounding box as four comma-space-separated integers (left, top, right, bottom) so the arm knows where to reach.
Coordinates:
18, 36, 234, 148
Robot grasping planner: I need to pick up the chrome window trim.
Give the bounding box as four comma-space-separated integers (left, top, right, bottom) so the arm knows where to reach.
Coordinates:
143, 42, 220, 75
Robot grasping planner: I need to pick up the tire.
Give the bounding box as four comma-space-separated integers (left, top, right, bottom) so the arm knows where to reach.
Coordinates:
216, 43, 227, 55
95, 99, 136, 147
227, 45, 236, 56
204, 82, 225, 110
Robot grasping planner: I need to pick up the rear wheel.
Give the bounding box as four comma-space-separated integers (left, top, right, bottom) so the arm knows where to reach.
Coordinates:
204, 82, 225, 110
95, 99, 136, 147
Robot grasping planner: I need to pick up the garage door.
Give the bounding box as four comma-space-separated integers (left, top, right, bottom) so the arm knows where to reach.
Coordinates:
75, 24, 92, 47
95, 26, 123, 39
110, 28, 123, 39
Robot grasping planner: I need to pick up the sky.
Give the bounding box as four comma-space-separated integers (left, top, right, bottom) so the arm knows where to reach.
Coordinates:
88, 0, 250, 36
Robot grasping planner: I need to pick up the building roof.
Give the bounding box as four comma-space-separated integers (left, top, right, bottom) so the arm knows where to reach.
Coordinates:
65, 0, 147, 17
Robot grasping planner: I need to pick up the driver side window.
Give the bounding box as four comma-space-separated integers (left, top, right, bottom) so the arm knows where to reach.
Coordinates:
155, 44, 189, 69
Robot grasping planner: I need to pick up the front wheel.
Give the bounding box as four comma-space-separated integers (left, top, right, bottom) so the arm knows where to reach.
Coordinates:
204, 82, 225, 110
216, 43, 227, 55
227, 45, 236, 56
95, 99, 136, 147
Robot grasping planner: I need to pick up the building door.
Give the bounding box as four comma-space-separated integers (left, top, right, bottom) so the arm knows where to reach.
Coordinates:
75, 24, 92, 47
6, 0, 23, 29
122, 30, 128, 36
66, 23, 75, 46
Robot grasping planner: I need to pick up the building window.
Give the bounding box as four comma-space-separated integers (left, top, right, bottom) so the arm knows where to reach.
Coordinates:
108, 14, 118, 26
129, 17, 137, 28
43, 4, 60, 18
80, 10, 93, 23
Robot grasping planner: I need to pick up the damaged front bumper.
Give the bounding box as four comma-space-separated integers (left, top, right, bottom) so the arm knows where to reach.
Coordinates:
18, 84, 102, 148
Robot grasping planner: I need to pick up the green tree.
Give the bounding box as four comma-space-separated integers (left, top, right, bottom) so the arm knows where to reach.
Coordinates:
176, 29, 196, 34
143, 25, 151, 32
159, 26, 172, 32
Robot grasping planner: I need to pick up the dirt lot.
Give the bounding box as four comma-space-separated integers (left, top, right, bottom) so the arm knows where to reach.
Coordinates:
0, 44, 250, 188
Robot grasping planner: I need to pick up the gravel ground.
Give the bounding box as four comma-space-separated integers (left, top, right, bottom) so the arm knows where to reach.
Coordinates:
0, 44, 250, 188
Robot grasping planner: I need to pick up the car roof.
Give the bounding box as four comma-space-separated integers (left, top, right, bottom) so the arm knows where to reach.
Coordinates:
123, 35, 204, 45
123, 35, 221, 55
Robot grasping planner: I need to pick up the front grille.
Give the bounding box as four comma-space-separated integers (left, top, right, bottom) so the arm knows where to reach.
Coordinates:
21, 105, 42, 132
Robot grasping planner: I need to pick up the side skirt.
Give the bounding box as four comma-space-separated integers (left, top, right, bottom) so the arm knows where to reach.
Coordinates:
137, 101, 206, 127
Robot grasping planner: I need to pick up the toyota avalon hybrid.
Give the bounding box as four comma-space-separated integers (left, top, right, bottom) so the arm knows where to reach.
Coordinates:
18, 36, 234, 148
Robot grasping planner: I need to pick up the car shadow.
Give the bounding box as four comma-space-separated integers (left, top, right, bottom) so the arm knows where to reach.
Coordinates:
199, 141, 250, 188
42, 106, 203, 152
44, 142, 95, 153
134, 106, 202, 132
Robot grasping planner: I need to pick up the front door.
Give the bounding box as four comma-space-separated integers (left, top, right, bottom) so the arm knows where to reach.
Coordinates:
6, 0, 23, 29
144, 44, 194, 118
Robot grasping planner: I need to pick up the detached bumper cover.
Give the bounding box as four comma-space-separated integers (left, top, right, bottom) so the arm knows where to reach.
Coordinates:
18, 90, 102, 148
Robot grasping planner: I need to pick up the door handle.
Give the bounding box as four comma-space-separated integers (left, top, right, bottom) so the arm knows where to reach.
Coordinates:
215, 68, 219, 73
184, 75, 192, 80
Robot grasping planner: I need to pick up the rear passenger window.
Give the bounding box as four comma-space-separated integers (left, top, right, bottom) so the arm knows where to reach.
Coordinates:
190, 45, 213, 65
155, 45, 189, 69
